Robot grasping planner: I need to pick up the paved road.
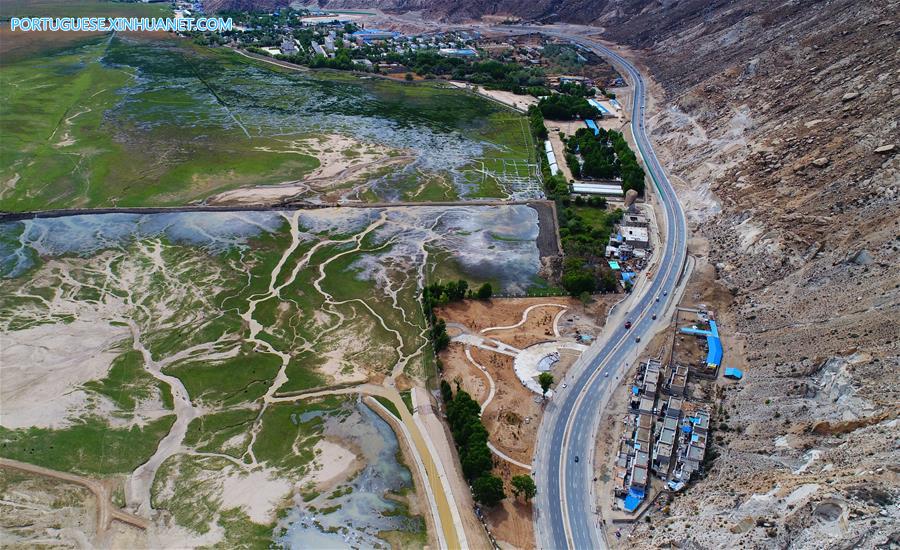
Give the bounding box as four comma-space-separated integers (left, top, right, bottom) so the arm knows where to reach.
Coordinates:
508, 27, 690, 549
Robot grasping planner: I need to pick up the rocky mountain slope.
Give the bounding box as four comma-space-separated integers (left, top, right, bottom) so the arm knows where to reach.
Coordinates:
597, 0, 899, 548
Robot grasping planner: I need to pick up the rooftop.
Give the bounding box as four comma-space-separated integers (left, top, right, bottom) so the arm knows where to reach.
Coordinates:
622, 226, 649, 243
631, 465, 649, 486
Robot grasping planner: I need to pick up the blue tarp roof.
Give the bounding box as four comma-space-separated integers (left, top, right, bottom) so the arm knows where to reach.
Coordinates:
608, 260, 621, 270
707, 320, 723, 367
623, 494, 641, 512
623, 487, 645, 512
585, 119, 599, 135
621, 271, 635, 283
632, 385, 640, 396
724, 367, 743, 380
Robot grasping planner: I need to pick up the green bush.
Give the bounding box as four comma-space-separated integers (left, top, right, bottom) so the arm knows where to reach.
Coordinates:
472, 475, 506, 507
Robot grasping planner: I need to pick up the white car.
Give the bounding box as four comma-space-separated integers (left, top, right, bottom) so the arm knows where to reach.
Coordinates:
604, 372, 609, 377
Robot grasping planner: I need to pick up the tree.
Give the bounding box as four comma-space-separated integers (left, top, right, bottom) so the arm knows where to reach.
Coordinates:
476, 283, 493, 301
461, 444, 493, 480
440, 380, 453, 403
431, 318, 450, 351
404, 72, 414, 81
561, 268, 596, 296
473, 475, 506, 507
511, 474, 537, 502
538, 372, 554, 397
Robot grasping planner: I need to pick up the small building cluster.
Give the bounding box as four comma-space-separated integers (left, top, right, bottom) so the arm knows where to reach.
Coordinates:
605, 208, 651, 287
221, 8, 482, 69
173, 0, 204, 18
608, 306, 742, 515
613, 359, 712, 513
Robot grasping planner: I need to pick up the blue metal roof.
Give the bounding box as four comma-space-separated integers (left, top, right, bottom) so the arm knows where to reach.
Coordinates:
679, 319, 723, 368
585, 119, 599, 135
724, 367, 743, 380
587, 98, 609, 114
623, 487, 645, 512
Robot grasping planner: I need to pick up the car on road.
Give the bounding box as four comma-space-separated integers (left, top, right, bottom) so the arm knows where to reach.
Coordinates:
624, 320, 632, 329
656, 296, 660, 302
562, 383, 568, 388
635, 336, 641, 342
574, 456, 579, 463
664, 290, 668, 296
652, 314, 657, 320
604, 372, 609, 377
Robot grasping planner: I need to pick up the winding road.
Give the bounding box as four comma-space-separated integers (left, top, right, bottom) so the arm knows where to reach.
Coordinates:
506, 26, 690, 549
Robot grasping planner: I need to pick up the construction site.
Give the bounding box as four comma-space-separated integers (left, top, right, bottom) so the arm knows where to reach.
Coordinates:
434, 294, 619, 548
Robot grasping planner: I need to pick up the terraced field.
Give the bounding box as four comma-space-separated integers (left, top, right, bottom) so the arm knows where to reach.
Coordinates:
0, 206, 546, 546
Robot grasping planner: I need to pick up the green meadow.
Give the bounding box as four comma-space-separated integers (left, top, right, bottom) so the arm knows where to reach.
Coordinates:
0, 30, 537, 211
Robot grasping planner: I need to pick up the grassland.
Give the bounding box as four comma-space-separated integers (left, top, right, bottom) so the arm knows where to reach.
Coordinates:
83, 350, 173, 412
570, 205, 621, 238
1, 30, 538, 211
0, 415, 176, 475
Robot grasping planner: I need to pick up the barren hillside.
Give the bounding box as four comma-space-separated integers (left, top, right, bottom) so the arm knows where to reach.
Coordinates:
612, 0, 899, 547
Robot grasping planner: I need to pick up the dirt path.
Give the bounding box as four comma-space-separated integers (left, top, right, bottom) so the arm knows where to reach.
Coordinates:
0, 458, 149, 534
465, 346, 496, 411
481, 303, 568, 334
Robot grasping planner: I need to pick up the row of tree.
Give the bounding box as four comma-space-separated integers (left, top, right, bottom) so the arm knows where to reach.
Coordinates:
422, 280, 492, 318
383, 53, 547, 94
608, 130, 646, 195
441, 382, 536, 505
441, 382, 505, 505
422, 280, 492, 352
528, 106, 548, 141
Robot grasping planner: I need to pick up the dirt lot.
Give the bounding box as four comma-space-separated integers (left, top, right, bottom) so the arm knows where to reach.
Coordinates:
485, 463, 536, 550
437, 296, 615, 340
471, 347, 540, 464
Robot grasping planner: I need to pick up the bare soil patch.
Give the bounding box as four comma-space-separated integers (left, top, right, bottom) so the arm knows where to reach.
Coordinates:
471, 347, 540, 464
485, 462, 538, 549
207, 134, 412, 205
435, 296, 617, 548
